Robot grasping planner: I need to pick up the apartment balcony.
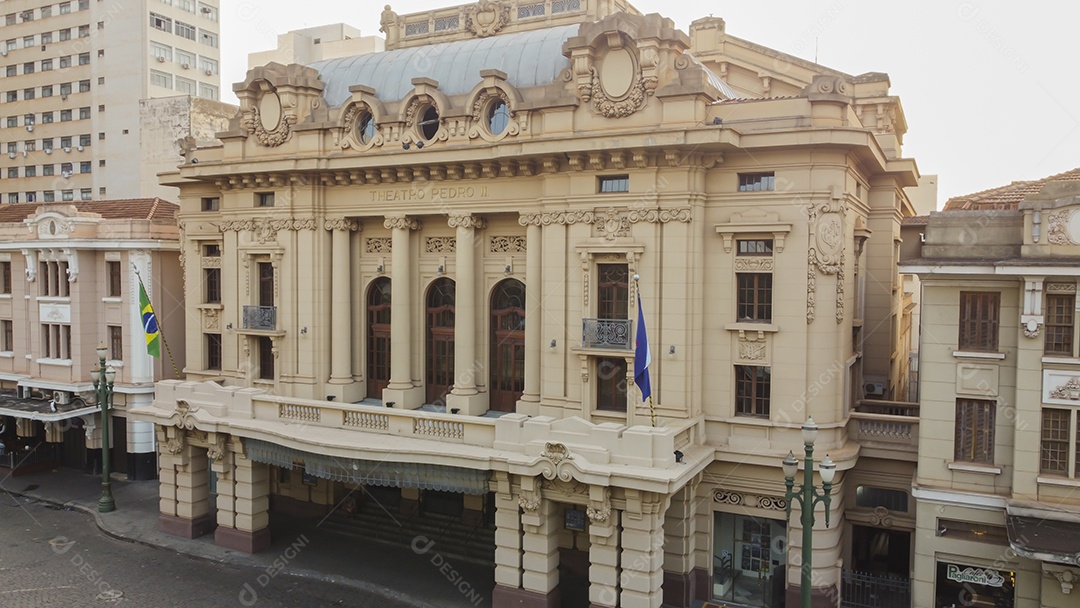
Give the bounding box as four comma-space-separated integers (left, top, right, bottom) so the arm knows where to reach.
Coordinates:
848, 399, 919, 461
581, 318, 632, 350
242, 305, 277, 332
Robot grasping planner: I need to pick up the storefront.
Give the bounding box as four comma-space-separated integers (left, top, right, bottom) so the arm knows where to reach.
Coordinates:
934, 561, 1015, 608
713, 512, 787, 607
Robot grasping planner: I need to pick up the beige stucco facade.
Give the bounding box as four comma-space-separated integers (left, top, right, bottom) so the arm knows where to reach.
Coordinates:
131, 2, 926, 607
0, 0, 220, 203
246, 23, 384, 68
0, 199, 182, 481
902, 171, 1080, 608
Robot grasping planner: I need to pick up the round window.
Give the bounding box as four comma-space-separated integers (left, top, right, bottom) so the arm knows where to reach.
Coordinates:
418, 105, 440, 142
487, 99, 510, 135
356, 112, 376, 145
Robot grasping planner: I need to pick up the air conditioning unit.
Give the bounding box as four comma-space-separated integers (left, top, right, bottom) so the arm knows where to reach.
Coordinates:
63, 147, 71, 153
52, 390, 70, 405
200, 6, 212, 13
60, 94, 67, 100
44, 148, 51, 155
181, 63, 190, 69
76, 145, 84, 152
205, 69, 213, 76
61, 171, 73, 178
0, 50, 7, 57
26, 125, 33, 132
156, 56, 166, 63
21, 150, 27, 157
864, 382, 886, 397
7, 152, 14, 159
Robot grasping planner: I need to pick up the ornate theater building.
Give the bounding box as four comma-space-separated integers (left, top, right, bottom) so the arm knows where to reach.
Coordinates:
133, 1, 927, 606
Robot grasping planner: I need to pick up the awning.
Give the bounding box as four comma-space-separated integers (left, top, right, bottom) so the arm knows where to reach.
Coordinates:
244, 438, 491, 495
0, 392, 98, 423
1006, 515, 1080, 566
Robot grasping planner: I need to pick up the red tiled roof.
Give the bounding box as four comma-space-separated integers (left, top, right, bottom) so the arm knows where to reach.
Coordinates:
902, 215, 930, 226
0, 198, 178, 224
943, 167, 1080, 211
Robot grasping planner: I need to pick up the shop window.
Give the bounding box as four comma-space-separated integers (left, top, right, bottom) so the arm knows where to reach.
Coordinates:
934, 561, 1014, 608
712, 512, 786, 607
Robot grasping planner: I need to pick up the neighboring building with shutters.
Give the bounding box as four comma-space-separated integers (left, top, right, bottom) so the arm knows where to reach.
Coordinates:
902, 167, 1080, 608
0, 199, 183, 481
130, 2, 929, 607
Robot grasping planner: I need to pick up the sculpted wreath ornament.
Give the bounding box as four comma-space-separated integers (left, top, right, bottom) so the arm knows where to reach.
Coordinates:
585, 67, 649, 118
244, 105, 297, 148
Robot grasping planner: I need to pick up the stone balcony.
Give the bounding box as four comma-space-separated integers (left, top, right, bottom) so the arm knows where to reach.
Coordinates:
848, 399, 919, 461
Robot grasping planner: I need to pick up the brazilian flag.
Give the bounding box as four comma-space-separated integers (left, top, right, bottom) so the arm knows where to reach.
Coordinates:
139, 282, 161, 358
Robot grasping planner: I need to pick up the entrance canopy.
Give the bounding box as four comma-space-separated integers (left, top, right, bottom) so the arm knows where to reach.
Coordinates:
0, 391, 96, 423
1006, 515, 1080, 566
245, 438, 491, 495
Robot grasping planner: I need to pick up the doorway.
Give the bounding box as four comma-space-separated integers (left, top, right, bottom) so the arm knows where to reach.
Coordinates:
425, 278, 455, 406
489, 279, 525, 411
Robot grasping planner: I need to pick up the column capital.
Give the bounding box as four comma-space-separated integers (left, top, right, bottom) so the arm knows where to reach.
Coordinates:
448, 213, 487, 230
383, 215, 421, 231
324, 218, 362, 232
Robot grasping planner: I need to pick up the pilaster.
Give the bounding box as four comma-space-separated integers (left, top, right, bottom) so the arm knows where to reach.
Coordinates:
519, 219, 542, 412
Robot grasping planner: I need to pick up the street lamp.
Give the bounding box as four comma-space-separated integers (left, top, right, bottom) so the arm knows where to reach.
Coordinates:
91, 342, 116, 513
782, 416, 836, 608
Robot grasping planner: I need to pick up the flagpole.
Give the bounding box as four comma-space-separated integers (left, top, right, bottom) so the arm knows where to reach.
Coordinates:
132, 265, 181, 379
633, 274, 657, 427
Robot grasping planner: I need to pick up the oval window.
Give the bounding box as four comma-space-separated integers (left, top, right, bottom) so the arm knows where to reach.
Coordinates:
418, 105, 439, 142
487, 99, 510, 135
357, 112, 376, 145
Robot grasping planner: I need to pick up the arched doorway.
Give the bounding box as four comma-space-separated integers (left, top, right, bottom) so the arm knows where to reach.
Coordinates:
490, 279, 525, 412
366, 278, 392, 397
426, 278, 456, 406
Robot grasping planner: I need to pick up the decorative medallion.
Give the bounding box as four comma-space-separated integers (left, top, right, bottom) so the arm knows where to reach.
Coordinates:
594, 207, 631, 241
464, 0, 510, 37
807, 200, 846, 324
581, 67, 650, 119
1047, 209, 1080, 246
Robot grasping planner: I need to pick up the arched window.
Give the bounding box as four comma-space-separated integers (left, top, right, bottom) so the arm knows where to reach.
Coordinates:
366, 278, 391, 397
490, 279, 526, 412
426, 278, 455, 406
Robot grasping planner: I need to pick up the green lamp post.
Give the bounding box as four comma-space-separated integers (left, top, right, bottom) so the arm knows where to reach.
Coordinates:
782, 416, 836, 608
91, 342, 116, 513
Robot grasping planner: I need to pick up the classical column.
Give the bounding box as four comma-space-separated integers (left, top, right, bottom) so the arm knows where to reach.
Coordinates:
620, 500, 667, 608
519, 218, 542, 407
383, 215, 424, 408
447, 213, 487, 416
327, 219, 360, 392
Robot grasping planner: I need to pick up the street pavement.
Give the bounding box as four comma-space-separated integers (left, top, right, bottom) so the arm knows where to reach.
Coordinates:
0, 468, 494, 608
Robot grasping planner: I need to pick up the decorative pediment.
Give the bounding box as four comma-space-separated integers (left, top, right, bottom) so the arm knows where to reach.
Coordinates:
234, 63, 324, 148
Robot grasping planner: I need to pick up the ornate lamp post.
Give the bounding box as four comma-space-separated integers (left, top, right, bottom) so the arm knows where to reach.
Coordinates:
782, 416, 836, 608
91, 342, 116, 513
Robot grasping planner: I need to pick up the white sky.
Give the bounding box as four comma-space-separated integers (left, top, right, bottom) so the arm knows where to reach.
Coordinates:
222, 0, 1080, 206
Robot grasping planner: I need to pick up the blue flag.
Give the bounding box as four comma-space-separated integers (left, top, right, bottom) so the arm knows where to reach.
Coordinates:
634, 292, 652, 402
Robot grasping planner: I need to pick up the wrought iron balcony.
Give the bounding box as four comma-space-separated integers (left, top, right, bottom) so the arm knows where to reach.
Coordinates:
581, 318, 632, 350
242, 305, 277, 331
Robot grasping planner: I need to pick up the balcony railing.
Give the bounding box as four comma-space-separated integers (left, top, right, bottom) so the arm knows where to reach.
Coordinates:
849, 399, 919, 459
581, 318, 632, 349
243, 305, 277, 331
842, 570, 911, 608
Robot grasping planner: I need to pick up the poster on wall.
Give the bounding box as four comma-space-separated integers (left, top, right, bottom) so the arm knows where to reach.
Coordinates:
934, 561, 1015, 608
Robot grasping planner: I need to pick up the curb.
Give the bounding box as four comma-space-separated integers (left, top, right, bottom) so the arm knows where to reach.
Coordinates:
4, 488, 435, 608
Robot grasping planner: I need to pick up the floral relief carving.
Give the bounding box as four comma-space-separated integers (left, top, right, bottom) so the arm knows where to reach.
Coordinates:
203, 308, 220, 331
219, 218, 318, 245
738, 341, 766, 361
490, 236, 526, 253
594, 207, 631, 241
587, 487, 612, 523
518, 207, 692, 228
464, 0, 510, 37
518, 493, 541, 512
807, 200, 846, 324
201, 257, 221, 269
366, 237, 392, 253
163, 435, 185, 455
469, 89, 520, 139
1047, 210, 1075, 245
425, 237, 457, 253
207, 434, 227, 462
734, 258, 774, 272
1050, 377, 1080, 401
582, 66, 651, 119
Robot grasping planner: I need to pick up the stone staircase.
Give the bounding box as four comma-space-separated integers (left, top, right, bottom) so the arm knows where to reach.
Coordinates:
319, 498, 495, 566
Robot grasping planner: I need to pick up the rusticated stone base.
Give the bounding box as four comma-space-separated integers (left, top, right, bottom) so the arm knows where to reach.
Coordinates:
492, 585, 560, 608
215, 526, 271, 553
692, 567, 709, 602
663, 570, 691, 607
159, 513, 215, 539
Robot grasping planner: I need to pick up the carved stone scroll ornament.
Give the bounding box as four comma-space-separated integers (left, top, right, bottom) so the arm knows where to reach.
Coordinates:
447, 214, 487, 230
163, 434, 185, 455
518, 207, 692, 228
173, 400, 199, 430
324, 219, 362, 232
806, 200, 847, 324
869, 506, 893, 527
384, 216, 421, 231
464, 0, 510, 38
1047, 210, 1075, 245
207, 434, 227, 462
539, 442, 575, 482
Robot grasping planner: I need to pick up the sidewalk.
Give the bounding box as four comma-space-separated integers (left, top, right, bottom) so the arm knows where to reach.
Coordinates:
0, 468, 494, 608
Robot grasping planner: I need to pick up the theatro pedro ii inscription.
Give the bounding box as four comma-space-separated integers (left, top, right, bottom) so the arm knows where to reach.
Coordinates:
371, 186, 490, 203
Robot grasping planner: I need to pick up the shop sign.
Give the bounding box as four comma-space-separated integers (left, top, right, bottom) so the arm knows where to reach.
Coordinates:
946, 564, 1005, 588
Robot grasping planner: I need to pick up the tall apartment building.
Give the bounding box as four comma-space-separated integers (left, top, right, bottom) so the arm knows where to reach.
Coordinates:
901, 168, 1080, 608
0, 0, 221, 203
133, 2, 925, 607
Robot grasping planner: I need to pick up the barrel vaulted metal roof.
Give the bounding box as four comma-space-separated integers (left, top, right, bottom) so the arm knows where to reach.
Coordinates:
311, 25, 581, 107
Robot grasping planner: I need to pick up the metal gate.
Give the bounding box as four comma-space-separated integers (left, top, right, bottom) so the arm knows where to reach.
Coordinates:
841, 570, 911, 608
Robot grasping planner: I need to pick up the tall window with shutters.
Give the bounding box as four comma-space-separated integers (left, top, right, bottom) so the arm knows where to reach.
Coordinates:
954, 398, 996, 464
958, 292, 999, 351
1045, 289, 1075, 356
